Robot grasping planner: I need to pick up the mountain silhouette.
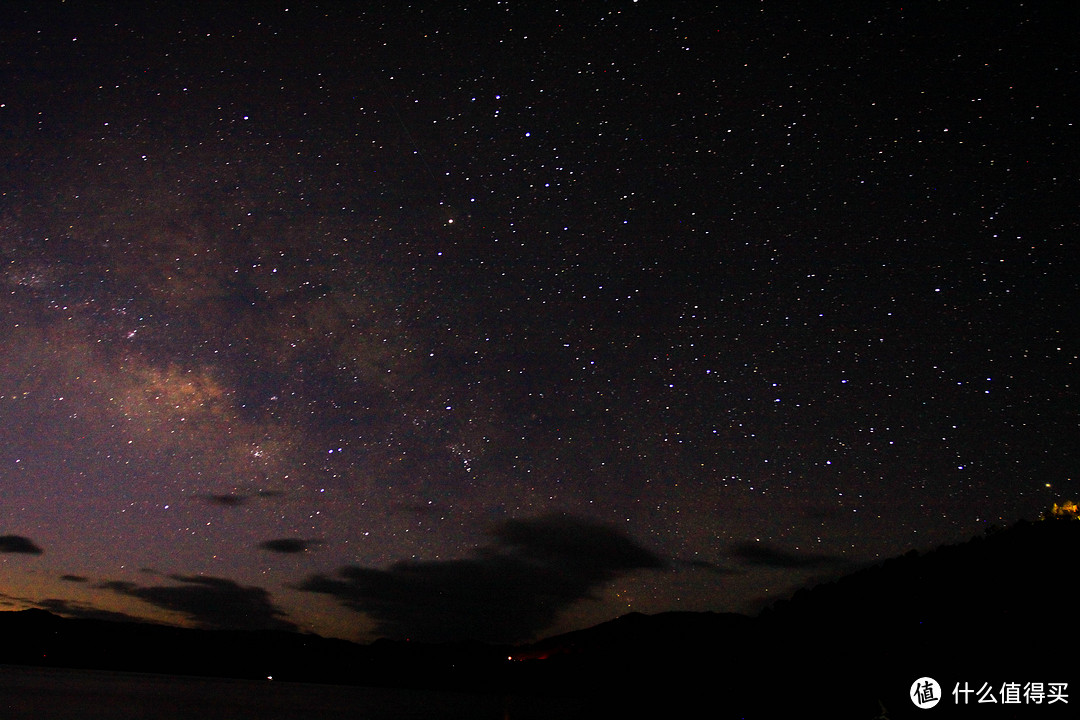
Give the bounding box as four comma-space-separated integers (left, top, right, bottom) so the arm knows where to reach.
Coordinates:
2, 518, 1075, 718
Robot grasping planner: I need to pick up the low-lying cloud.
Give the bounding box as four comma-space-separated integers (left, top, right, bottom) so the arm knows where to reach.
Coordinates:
295, 515, 664, 643
0, 535, 43, 554
36, 597, 149, 624
99, 574, 296, 632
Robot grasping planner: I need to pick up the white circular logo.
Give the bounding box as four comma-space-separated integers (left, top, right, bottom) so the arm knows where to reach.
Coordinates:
911, 677, 942, 709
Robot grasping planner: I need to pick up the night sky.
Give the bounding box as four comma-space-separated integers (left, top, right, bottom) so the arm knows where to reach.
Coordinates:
1, 1, 1075, 645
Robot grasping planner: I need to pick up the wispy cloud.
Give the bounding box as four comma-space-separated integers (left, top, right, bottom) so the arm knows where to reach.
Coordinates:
35, 597, 148, 624
202, 493, 249, 507
731, 542, 843, 569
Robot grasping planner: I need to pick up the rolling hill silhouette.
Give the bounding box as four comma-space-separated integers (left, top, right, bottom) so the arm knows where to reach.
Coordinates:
2, 518, 1075, 717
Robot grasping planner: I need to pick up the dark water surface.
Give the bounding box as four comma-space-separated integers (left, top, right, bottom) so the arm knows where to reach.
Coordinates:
0, 665, 588, 719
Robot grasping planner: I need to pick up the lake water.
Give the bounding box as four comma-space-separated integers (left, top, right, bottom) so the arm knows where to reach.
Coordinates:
0, 665, 589, 719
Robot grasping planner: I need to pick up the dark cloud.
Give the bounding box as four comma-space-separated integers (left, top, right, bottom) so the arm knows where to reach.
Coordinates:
36, 598, 148, 624
0, 535, 43, 554
259, 538, 321, 554
202, 490, 283, 506
99, 574, 296, 632
732, 542, 844, 569
1, 590, 29, 607
295, 515, 664, 643
59, 574, 88, 582
202, 493, 249, 507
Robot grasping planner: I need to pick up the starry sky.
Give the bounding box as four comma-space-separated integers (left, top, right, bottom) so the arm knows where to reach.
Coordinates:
0, 1, 1075, 645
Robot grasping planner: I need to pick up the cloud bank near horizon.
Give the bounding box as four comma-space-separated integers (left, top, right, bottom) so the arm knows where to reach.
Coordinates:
297, 515, 664, 643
